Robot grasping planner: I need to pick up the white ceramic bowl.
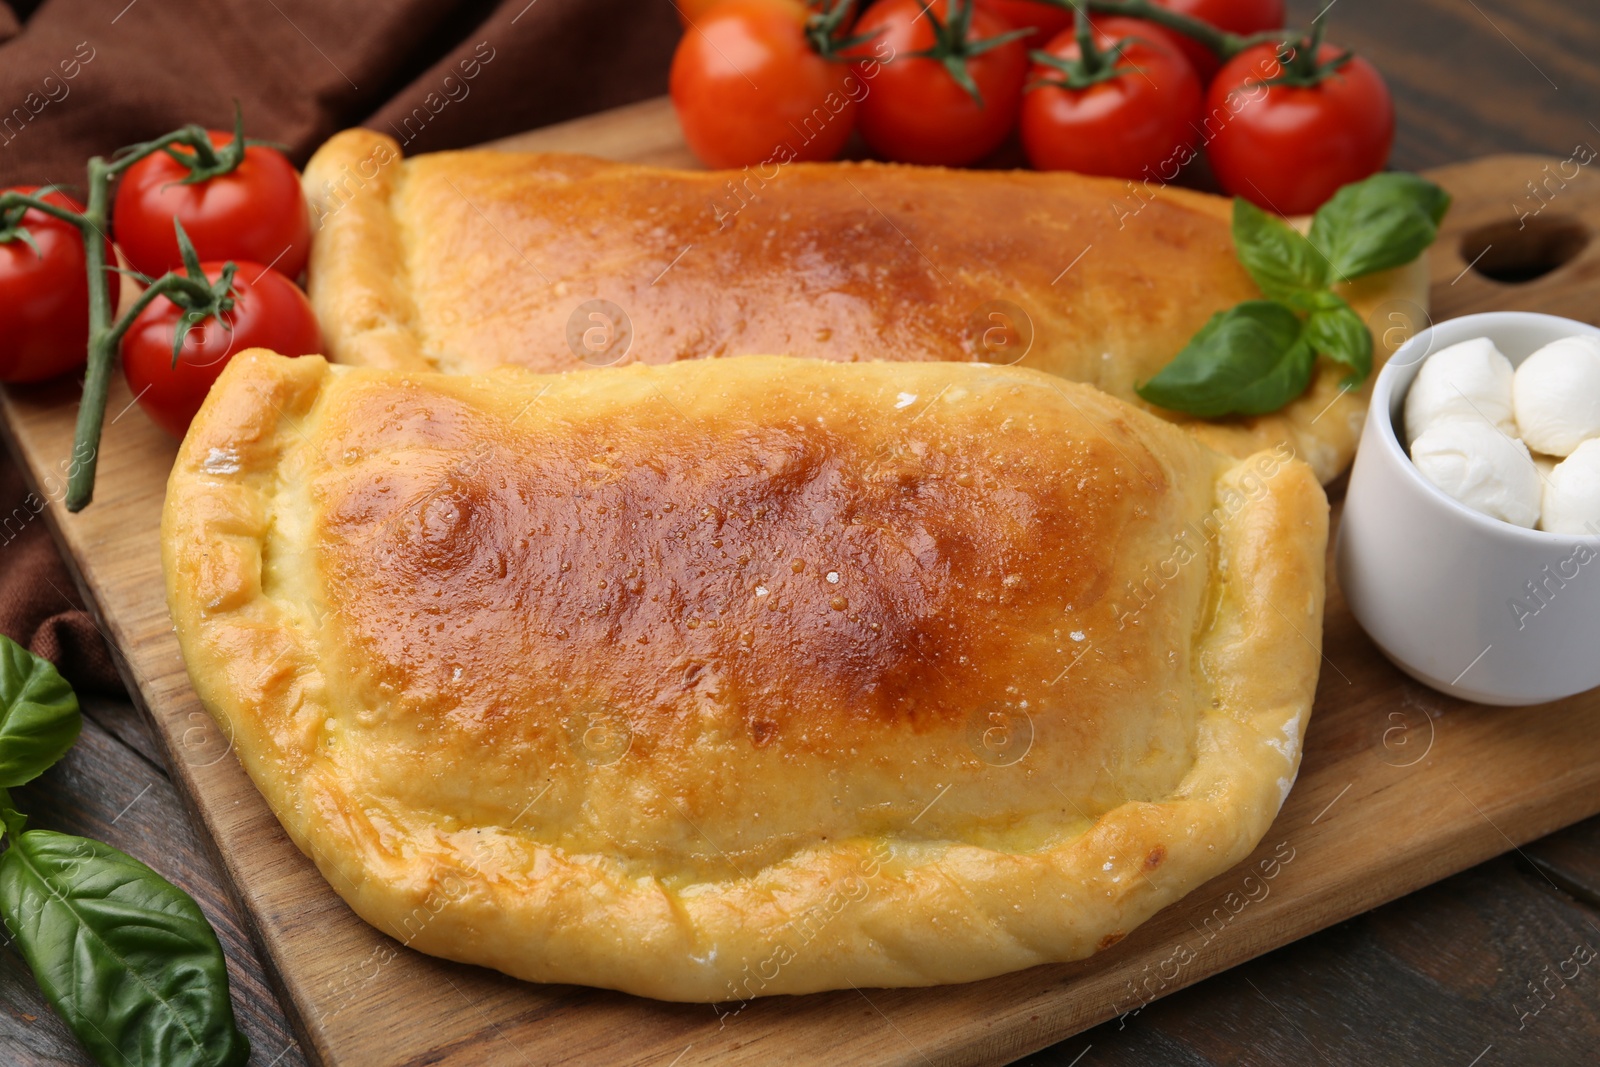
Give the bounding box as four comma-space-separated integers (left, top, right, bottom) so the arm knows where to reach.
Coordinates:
1337, 311, 1600, 706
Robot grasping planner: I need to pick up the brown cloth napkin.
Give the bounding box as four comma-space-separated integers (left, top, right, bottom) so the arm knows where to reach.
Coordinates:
0, 0, 679, 185
0, 451, 123, 694
0, 0, 681, 690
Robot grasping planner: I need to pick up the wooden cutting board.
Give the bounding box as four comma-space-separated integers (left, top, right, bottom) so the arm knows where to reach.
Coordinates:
5, 97, 1600, 1067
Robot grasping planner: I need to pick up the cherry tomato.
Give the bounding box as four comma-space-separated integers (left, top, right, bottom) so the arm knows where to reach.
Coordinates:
674, 0, 837, 25
851, 0, 1029, 166
113, 132, 311, 281
1088, 13, 1198, 80
121, 262, 321, 437
975, 0, 1073, 46
1021, 18, 1203, 179
671, 0, 859, 169
1152, 0, 1286, 81
0, 188, 120, 384
1156, 0, 1284, 35
675, 0, 735, 22
1206, 42, 1394, 215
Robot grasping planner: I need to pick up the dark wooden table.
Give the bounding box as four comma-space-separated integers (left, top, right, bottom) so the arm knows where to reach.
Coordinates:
5, 1, 1600, 1064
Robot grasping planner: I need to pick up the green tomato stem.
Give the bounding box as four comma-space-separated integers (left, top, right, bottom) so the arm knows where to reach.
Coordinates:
1077, 0, 1294, 60
0, 192, 84, 232
100, 272, 218, 356
58, 127, 241, 511
0, 186, 115, 513
106, 127, 221, 178
1069, 1, 1107, 76
185, 126, 221, 170
64, 157, 115, 513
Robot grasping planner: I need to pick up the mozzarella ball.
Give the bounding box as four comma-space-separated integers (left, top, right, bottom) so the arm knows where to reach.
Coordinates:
1512, 335, 1600, 456
1410, 420, 1542, 528
1403, 337, 1516, 446
1541, 438, 1600, 535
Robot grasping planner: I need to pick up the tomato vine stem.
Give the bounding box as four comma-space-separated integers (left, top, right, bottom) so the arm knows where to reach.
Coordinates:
73, 157, 115, 514
1063, 0, 1296, 60
1028, 1, 1145, 90
807, 0, 881, 60
908, 0, 1032, 107
0, 117, 249, 511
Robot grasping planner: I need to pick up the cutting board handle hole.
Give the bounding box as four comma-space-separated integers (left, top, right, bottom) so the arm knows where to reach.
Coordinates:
1459, 216, 1590, 284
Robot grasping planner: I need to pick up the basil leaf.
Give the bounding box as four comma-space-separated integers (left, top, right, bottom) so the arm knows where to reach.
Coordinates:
1137, 301, 1316, 418
1233, 198, 1328, 299
0, 635, 81, 788
1308, 173, 1452, 281
0, 831, 249, 1067
1283, 288, 1348, 314
1305, 296, 1373, 384
0, 787, 23, 841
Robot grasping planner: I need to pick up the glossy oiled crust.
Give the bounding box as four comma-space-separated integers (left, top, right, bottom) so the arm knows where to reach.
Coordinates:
165, 349, 1327, 1000
302, 127, 1429, 482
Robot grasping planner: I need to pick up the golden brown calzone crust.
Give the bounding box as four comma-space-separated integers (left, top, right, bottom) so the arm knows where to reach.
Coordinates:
164, 349, 1327, 1000
301, 127, 1428, 482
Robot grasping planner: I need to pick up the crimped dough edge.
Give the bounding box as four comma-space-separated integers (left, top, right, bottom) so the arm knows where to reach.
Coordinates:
163, 350, 1327, 1001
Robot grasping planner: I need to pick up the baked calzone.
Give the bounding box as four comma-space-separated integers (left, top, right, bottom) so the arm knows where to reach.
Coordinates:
164, 349, 1327, 1000
302, 127, 1429, 481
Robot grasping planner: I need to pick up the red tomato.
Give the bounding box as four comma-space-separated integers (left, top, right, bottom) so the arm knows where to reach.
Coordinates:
0, 187, 119, 384
113, 132, 310, 281
1206, 42, 1394, 215
1021, 19, 1203, 179
851, 0, 1029, 166
675, 0, 734, 22
674, 0, 835, 25
1088, 14, 1198, 79
671, 0, 859, 169
1156, 0, 1285, 35
975, 0, 1073, 46
1151, 0, 1286, 81
121, 262, 321, 437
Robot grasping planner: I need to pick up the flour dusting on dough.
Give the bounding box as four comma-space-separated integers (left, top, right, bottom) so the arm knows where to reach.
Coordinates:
1266, 709, 1304, 762
202, 447, 241, 475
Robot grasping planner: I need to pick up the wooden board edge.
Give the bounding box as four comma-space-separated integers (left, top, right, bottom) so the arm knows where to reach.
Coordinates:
4, 144, 1599, 1064
481, 95, 696, 166
0, 403, 331, 1067
956, 778, 1600, 1066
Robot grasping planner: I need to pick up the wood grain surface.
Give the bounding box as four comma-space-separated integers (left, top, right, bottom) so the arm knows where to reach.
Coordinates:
6, 133, 1600, 1066
1, 697, 310, 1067
4, 1, 1600, 1064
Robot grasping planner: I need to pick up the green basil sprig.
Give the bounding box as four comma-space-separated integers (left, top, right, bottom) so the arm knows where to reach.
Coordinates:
1, 831, 252, 1067
0, 636, 249, 1067
0, 636, 81, 788
1311, 173, 1454, 280
1138, 173, 1450, 418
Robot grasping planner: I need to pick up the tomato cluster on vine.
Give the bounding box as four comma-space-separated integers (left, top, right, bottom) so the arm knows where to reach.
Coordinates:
670, 0, 1394, 216
0, 126, 321, 442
